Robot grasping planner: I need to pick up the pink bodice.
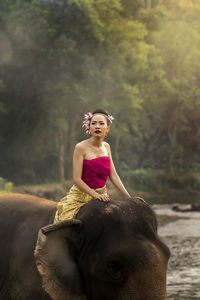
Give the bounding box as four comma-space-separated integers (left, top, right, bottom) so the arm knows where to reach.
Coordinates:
82, 156, 111, 189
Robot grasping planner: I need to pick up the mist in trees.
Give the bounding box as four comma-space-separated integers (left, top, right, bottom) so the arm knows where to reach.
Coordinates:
0, 0, 200, 195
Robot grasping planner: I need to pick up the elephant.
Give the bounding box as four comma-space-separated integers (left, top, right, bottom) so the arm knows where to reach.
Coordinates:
0, 193, 170, 300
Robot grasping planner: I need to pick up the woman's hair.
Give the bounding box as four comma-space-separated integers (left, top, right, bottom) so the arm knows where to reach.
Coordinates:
82, 110, 113, 133
91, 109, 111, 125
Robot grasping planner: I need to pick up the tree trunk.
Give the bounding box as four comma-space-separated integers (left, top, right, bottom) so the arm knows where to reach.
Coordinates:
59, 130, 65, 187
146, 0, 151, 11
137, 126, 163, 169
167, 124, 176, 176
114, 129, 122, 167
64, 113, 78, 180
66, 114, 78, 155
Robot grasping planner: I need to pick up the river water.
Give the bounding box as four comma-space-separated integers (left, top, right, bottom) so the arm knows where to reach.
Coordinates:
153, 204, 200, 300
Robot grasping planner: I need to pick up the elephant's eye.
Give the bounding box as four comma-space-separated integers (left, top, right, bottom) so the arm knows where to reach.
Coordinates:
106, 261, 124, 281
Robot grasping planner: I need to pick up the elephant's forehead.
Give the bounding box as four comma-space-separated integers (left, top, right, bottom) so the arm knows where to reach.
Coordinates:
103, 203, 136, 217
104, 204, 121, 214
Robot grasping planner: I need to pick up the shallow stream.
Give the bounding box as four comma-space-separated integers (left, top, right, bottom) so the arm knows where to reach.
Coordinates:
153, 204, 200, 299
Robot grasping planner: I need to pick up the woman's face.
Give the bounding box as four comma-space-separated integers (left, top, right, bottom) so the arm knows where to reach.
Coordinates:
89, 114, 110, 138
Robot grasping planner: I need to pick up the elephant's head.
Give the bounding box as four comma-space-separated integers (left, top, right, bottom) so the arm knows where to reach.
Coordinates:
34, 197, 170, 300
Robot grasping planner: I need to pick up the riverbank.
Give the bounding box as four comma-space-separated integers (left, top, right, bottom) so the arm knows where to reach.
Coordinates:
12, 182, 70, 201
10, 182, 186, 227
9, 181, 200, 204
156, 215, 183, 227
130, 189, 200, 205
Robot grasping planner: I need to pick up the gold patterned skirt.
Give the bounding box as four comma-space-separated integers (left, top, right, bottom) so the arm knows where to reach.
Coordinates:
54, 184, 107, 223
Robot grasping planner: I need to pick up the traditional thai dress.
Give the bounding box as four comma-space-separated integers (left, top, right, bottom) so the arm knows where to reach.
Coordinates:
54, 156, 111, 222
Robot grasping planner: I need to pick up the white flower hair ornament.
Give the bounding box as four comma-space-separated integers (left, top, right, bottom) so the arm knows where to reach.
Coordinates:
82, 112, 114, 134
107, 114, 114, 123
82, 112, 93, 134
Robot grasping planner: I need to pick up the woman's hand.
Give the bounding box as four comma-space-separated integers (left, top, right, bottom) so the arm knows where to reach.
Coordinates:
93, 192, 110, 202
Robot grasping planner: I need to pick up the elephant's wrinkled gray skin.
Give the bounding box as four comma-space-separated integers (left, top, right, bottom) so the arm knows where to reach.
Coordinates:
0, 193, 170, 300
0, 193, 55, 300
35, 196, 170, 300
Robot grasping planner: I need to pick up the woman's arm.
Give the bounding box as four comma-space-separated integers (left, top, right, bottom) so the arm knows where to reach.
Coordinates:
106, 144, 131, 198
73, 144, 110, 202
107, 144, 148, 204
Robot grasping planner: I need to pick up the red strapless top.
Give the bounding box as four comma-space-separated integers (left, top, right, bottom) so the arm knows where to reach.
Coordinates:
82, 156, 111, 189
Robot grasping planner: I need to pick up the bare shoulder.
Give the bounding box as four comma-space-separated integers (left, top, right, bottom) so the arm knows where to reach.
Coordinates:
103, 141, 111, 153
74, 140, 89, 154
103, 141, 110, 148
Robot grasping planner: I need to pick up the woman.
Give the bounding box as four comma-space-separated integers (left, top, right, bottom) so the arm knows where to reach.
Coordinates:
54, 109, 132, 223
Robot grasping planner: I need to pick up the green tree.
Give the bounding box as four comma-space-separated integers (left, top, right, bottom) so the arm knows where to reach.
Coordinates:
150, 21, 200, 173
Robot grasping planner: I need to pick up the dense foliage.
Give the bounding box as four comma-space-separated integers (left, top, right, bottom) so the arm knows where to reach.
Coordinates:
0, 0, 200, 194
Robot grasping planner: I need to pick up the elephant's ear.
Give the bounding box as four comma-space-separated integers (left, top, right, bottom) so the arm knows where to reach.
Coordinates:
34, 219, 86, 300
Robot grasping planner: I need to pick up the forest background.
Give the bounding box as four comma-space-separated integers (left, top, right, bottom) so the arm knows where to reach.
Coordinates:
0, 0, 200, 203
